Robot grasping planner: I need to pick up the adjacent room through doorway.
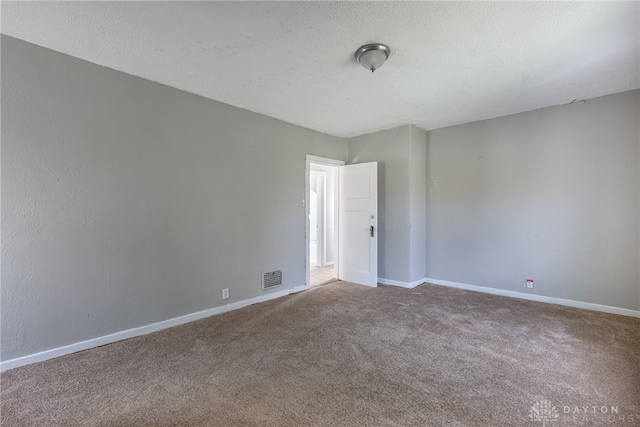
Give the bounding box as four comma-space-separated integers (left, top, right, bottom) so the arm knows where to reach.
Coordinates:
307, 157, 341, 287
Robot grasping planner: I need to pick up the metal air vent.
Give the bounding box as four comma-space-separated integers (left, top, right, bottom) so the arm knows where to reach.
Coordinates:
262, 270, 282, 290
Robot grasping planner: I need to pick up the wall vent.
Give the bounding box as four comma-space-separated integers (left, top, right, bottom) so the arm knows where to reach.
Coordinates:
262, 270, 283, 290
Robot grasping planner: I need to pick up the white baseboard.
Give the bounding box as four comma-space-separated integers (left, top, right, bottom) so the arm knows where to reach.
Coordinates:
0, 286, 305, 372
378, 277, 426, 289
5, 279, 636, 372
289, 284, 309, 294
425, 277, 640, 318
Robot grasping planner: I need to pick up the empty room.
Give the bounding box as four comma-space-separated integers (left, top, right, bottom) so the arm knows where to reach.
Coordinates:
1, 2, 639, 426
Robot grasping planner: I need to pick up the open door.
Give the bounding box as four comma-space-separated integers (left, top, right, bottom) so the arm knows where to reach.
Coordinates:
339, 162, 378, 287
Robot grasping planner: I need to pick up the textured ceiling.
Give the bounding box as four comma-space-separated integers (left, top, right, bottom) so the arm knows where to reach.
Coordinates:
2, 1, 639, 138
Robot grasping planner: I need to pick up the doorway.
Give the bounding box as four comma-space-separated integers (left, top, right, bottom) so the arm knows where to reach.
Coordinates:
305, 155, 378, 289
309, 170, 326, 269
306, 156, 342, 287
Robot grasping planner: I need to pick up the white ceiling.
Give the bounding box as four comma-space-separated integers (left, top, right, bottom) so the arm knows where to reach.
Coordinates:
2, 1, 639, 138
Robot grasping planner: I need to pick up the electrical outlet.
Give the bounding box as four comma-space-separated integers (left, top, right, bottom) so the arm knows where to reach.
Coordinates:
526, 279, 534, 289
222, 288, 229, 299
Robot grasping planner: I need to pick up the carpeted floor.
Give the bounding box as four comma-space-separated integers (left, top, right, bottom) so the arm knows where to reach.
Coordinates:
1, 282, 639, 426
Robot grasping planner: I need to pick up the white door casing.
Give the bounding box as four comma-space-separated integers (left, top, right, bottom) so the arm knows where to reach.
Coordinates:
309, 183, 318, 267
309, 171, 326, 268
305, 155, 343, 289
339, 162, 378, 287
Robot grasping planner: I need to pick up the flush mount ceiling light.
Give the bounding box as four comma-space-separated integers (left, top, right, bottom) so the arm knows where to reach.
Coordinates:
355, 43, 391, 72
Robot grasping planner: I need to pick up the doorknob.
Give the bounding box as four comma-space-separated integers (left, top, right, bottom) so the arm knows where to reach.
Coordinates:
370, 225, 375, 237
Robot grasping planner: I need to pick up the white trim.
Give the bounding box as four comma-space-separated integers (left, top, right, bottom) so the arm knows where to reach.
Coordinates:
289, 284, 309, 294
378, 277, 425, 289
306, 155, 345, 167
425, 278, 640, 318
0, 286, 307, 372
6, 277, 635, 372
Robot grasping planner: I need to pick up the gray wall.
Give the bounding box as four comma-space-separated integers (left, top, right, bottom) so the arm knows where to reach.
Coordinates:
3, 35, 637, 363
1, 36, 347, 361
409, 126, 428, 282
428, 90, 640, 311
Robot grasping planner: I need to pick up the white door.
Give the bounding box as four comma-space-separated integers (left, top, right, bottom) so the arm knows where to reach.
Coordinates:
339, 162, 378, 287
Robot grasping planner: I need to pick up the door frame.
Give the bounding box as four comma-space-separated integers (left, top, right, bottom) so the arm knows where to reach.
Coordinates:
305, 155, 344, 289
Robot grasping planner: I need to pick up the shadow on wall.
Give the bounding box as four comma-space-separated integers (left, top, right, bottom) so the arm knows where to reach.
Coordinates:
377, 162, 386, 280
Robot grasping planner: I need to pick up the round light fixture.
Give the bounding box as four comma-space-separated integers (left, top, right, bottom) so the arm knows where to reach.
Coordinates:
355, 43, 391, 72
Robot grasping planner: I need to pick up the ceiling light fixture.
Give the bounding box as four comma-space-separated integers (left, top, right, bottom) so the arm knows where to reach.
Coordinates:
355, 43, 391, 73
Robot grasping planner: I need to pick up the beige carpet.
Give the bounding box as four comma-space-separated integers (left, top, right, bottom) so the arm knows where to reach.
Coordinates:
1, 282, 639, 426
310, 265, 336, 287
